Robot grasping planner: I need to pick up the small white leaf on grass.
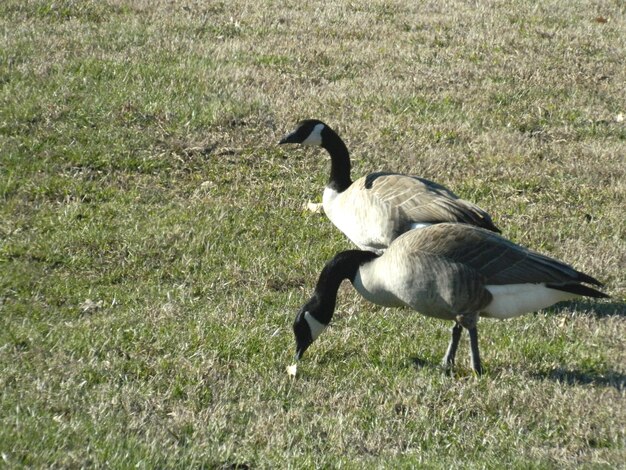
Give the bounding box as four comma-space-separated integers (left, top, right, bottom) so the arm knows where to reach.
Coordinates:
304, 201, 324, 213
615, 113, 624, 123
286, 363, 298, 377
79, 299, 103, 313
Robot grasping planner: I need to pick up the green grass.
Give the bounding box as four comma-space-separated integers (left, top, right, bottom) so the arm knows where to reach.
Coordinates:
1, 0, 625, 467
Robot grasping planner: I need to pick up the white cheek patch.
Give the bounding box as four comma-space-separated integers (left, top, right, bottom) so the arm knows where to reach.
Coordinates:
304, 311, 327, 341
301, 123, 324, 146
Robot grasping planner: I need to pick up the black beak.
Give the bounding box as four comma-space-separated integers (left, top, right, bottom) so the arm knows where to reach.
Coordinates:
293, 313, 313, 360
278, 131, 298, 145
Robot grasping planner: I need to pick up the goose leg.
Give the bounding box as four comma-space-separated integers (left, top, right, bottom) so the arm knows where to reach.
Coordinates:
442, 323, 463, 370
467, 327, 482, 375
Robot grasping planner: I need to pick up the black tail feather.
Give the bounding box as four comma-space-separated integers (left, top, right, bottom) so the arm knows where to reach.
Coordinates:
575, 270, 604, 287
547, 282, 610, 299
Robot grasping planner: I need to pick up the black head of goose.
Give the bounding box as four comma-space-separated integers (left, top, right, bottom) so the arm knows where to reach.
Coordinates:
289, 224, 608, 375
279, 119, 501, 255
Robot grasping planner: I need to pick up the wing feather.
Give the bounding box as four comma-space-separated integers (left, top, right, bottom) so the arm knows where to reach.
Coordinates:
392, 224, 602, 287
356, 172, 500, 233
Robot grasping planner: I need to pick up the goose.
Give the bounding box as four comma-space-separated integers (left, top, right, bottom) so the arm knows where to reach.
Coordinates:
278, 119, 501, 254
289, 224, 608, 375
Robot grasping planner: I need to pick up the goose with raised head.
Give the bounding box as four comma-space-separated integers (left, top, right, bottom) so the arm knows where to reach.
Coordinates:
290, 224, 608, 375
278, 119, 500, 254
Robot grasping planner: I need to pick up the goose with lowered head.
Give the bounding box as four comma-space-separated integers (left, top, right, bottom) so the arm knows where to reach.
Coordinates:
288, 224, 608, 376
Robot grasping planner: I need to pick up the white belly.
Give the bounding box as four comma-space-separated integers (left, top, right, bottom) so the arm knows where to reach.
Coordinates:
483, 284, 579, 319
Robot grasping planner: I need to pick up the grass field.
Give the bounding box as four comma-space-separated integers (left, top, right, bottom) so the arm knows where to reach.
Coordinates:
1, 0, 625, 467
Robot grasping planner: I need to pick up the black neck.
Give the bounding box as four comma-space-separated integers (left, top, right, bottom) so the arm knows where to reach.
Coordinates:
322, 127, 352, 192
312, 250, 379, 324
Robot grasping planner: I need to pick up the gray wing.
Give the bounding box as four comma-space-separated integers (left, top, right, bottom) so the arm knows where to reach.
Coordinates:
359, 172, 500, 233
396, 224, 602, 287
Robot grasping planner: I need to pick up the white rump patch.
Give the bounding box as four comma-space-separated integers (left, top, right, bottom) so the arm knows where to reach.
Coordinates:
301, 123, 325, 146
304, 311, 327, 341
483, 283, 579, 319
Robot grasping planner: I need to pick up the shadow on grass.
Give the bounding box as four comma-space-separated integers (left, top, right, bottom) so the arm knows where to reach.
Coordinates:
220, 463, 251, 470
410, 356, 447, 374
530, 367, 625, 391
560, 299, 626, 318
411, 356, 430, 369
410, 356, 625, 391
